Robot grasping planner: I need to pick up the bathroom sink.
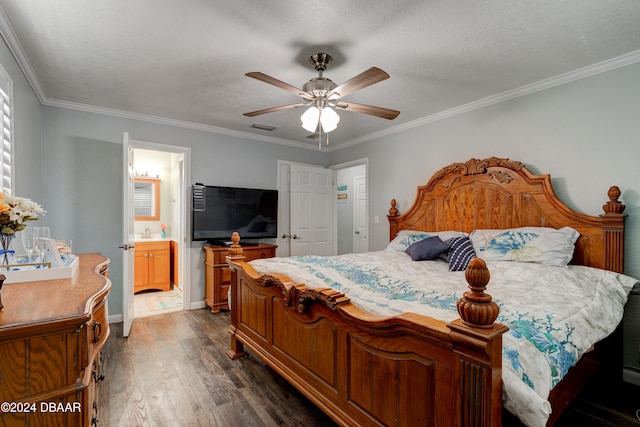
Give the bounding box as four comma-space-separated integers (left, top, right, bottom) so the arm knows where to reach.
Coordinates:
134, 233, 169, 242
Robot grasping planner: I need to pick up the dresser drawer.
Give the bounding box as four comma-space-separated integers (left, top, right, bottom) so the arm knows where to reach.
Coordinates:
213, 247, 276, 263
86, 296, 109, 364
244, 248, 276, 261
135, 240, 170, 253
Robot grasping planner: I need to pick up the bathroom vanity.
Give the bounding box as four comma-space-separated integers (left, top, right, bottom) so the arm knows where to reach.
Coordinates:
134, 239, 171, 293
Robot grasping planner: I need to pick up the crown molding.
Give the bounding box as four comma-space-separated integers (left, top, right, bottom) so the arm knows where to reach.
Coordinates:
331, 49, 640, 151
43, 97, 322, 150
0, 6, 47, 103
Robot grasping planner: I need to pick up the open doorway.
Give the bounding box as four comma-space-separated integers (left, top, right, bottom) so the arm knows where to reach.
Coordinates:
131, 148, 182, 318
331, 159, 368, 255
121, 134, 191, 336
124, 142, 190, 322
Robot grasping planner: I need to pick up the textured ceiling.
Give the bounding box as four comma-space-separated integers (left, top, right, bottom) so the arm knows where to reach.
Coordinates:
1, 0, 639, 150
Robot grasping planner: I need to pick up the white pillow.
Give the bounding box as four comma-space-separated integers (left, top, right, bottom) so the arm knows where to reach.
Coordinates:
469, 226, 579, 267
385, 229, 468, 253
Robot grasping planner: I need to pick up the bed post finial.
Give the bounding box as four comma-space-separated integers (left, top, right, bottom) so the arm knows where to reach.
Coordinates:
389, 199, 398, 216
456, 258, 499, 328
602, 186, 625, 214
228, 232, 244, 259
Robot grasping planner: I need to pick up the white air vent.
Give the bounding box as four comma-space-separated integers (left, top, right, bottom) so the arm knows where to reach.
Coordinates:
251, 123, 277, 131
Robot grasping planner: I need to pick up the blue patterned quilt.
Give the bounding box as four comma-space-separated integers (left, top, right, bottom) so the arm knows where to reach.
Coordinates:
250, 251, 638, 427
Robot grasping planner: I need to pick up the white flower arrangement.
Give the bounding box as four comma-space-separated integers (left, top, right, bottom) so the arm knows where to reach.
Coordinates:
0, 193, 45, 234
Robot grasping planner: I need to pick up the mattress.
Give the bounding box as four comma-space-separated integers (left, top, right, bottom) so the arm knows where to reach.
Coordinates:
250, 251, 638, 427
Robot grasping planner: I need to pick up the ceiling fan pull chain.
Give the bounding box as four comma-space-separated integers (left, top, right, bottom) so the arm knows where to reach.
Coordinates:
318, 107, 330, 147
318, 118, 323, 150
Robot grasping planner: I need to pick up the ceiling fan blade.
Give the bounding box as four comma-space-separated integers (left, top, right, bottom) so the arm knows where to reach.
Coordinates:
245, 72, 312, 98
335, 101, 400, 120
243, 103, 305, 117
328, 67, 390, 99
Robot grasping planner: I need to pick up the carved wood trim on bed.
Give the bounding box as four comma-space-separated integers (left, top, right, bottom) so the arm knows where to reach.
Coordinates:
226, 157, 627, 427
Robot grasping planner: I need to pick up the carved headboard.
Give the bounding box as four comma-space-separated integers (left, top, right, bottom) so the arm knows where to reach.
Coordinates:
388, 157, 627, 272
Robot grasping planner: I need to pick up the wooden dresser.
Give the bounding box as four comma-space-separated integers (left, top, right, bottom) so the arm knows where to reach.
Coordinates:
0, 253, 111, 427
204, 244, 276, 313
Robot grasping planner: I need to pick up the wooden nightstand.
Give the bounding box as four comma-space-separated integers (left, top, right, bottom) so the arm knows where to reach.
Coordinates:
203, 243, 277, 312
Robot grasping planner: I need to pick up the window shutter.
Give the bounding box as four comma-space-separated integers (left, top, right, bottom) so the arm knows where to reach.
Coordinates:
0, 68, 12, 196
134, 183, 153, 216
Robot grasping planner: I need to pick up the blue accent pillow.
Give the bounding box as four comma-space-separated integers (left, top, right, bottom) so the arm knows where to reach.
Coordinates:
405, 236, 450, 261
446, 236, 476, 271
469, 226, 579, 267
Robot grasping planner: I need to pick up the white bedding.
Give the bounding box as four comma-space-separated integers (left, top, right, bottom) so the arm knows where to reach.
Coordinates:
249, 251, 638, 427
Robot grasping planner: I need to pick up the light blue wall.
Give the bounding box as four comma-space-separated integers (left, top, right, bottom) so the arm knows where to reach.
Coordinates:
40, 107, 328, 317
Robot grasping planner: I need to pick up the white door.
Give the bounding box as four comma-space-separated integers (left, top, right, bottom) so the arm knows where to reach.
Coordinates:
277, 161, 291, 257
121, 132, 136, 338
289, 164, 333, 256
353, 175, 368, 253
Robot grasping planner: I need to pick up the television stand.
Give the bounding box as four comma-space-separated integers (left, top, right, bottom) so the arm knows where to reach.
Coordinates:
207, 240, 232, 247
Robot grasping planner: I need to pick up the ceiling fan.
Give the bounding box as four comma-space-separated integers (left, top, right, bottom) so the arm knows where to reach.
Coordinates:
243, 53, 400, 143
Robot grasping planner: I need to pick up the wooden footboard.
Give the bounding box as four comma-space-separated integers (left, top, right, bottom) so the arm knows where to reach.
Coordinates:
226, 234, 508, 427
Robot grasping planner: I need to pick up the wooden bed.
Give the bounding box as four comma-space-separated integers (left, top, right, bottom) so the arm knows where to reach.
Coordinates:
225, 157, 627, 426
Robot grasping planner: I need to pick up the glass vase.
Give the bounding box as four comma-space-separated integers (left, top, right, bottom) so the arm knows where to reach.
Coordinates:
0, 233, 16, 269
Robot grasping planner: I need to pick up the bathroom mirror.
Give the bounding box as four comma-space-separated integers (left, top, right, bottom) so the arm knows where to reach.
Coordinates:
134, 178, 160, 220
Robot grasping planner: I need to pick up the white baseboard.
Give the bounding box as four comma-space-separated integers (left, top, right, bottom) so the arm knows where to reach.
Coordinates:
108, 301, 206, 324
623, 367, 640, 386
190, 301, 206, 310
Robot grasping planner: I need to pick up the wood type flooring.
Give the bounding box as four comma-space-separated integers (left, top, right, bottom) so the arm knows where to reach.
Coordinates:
101, 309, 640, 426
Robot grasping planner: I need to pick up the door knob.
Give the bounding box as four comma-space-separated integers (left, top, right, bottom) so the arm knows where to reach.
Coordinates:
292, 234, 299, 239
281, 234, 290, 239
355, 231, 360, 234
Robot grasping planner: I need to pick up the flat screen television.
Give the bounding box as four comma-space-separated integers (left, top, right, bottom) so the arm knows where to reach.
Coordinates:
191, 184, 278, 243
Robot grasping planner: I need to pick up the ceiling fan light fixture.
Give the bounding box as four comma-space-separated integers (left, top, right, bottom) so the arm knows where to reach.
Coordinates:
301, 106, 320, 132
319, 106, 340, 132
301, 106, 340, 133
